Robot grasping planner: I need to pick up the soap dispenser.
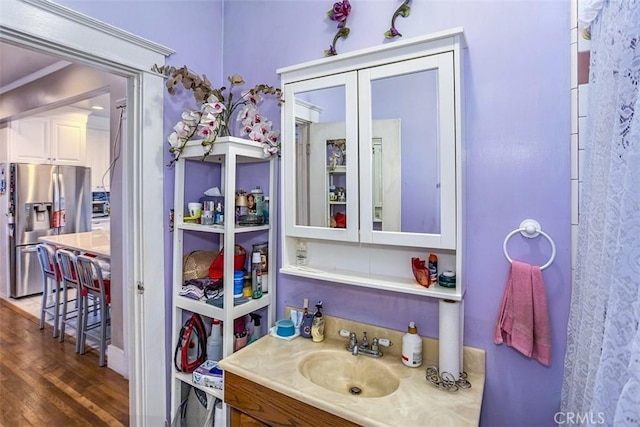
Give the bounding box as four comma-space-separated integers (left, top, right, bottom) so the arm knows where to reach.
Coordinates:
311, 301, 325, 343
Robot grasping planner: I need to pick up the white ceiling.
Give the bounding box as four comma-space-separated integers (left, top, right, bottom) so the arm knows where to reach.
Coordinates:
0, 41, 111, 117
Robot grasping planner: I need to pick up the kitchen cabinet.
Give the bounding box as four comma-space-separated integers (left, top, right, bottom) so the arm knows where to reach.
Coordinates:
86, 126, 110, 191
278, 28, 465, 300
170, 137, 276, 425
7, 112, 88, 166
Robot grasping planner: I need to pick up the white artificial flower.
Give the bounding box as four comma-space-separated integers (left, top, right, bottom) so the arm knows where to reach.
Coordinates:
181, 110, 200, 126
249, 129, 266, 143
201, 101, 225, 116
263, 143, 278, 157
237, 104, 257, 122
168, 131, 182, 149
243, 90, 263, 106
266, 129, 280, 144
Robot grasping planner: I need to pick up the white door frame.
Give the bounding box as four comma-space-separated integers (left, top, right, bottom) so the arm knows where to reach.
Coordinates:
1, 1, 173, 424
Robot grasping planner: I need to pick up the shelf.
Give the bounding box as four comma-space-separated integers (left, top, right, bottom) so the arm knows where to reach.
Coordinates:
280, 265, 462, 300
175, 294, 273, 320
175, 372, 223, 400
171, 135, 277, 422
177, 222, 270, 234
328, 165, 346, 173
180, 136, 268, 162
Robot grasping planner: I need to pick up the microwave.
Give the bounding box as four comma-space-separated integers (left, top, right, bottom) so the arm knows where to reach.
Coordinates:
92, 200, 110, 217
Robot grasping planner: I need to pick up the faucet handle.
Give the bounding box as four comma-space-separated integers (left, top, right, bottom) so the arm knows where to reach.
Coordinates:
339, 329, 352, 338
376, 338, 392, 347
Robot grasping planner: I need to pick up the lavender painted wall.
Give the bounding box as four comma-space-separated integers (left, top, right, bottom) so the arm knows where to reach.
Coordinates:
54, 1, 570, 425
223, 2, 571, 426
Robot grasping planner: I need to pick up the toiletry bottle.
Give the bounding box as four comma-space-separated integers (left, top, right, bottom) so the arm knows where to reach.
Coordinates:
311, 301, 325, 343
428, 254, 438, 285
251, 251, 263, 299
402, 321, 423, 367
207, 319, 223, 362
250, 186, 264, 218
296, 240, 308, 266
300, 298, 313, 339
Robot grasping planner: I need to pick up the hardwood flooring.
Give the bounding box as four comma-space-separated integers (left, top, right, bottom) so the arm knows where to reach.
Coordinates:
0, 299, 129, 426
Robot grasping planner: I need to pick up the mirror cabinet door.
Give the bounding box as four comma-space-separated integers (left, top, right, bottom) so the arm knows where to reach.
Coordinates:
283, 72, 359, 242
359, 52, 457, 249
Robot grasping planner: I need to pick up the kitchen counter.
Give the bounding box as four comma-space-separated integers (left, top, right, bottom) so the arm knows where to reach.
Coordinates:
218, 314, 485, 426
38, 230, 110, 258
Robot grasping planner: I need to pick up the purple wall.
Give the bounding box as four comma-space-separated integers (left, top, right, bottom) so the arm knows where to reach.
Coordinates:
57, 1, 571, 425
223, 2, 570, 426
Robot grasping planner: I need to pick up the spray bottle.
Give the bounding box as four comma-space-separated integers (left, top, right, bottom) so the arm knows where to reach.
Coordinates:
248, 313, 262, 344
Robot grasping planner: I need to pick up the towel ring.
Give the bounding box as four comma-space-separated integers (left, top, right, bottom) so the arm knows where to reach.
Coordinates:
503, 219, 556, 270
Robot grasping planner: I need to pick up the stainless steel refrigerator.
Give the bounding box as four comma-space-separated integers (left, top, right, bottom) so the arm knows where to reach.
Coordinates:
8, 163, 91, 298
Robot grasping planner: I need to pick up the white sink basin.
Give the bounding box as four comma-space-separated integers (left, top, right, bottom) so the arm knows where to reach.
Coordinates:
297, 349, 400, 397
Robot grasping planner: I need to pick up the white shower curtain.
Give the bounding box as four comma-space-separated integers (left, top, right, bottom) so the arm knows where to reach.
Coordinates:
561, 1, 640, 425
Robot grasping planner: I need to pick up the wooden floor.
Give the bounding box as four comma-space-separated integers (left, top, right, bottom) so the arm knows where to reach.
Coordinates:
0, 299, 129, 426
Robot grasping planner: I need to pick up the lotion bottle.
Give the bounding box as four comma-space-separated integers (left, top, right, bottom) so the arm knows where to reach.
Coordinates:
311, 301, 325, 342
401, 321, 423, 367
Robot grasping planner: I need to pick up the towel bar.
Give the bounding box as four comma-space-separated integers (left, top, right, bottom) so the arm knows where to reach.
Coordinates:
503, 219, 556, 270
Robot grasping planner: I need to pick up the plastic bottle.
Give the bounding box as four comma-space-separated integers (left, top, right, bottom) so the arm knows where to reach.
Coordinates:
428, 254, 438, 285
311, 301, 325, 343
296, 240, 308, 266
251, 251, 263, 299
401, 321, 423, 367
263, 196, 269, 224
233, 271, 244, 298
300, 298, 313, 339
248, 313, 262, 344
251, 186, 264, 219
207, 319, 223, 362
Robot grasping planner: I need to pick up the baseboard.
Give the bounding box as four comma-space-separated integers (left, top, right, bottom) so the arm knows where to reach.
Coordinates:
107, 344, 129, 379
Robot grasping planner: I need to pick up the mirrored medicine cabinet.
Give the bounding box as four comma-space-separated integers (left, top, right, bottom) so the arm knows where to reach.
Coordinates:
278, 28, 465, 299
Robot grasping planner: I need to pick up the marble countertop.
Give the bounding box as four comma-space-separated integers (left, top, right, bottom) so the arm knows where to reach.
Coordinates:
218, 314, 485, 427
38, 230, 110, 258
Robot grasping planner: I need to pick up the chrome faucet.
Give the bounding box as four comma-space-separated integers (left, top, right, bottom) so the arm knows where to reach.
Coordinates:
339, 329, 392, 358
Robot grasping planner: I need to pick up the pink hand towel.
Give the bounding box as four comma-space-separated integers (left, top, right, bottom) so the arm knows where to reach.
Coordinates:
494, 260, 551, 366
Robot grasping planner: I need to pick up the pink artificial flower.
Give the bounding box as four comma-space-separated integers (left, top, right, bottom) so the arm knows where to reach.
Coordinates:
329, 0, 351, 28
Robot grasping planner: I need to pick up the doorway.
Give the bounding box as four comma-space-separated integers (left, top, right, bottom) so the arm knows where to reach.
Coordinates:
1, 1, 172, 424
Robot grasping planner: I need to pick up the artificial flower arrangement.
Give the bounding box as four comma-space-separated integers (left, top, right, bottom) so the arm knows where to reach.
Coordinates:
325, 0, 351, 56
152, 64, 283, 166
384, 0, 412, 39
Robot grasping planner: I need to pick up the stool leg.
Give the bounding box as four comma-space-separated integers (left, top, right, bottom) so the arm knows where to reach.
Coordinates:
99, 301, 108, 367
52, 279, 60, 338
79, 295, 89, 355
75, 290, 83, 354
59, 282, 68, 342
39, 276, 48, 330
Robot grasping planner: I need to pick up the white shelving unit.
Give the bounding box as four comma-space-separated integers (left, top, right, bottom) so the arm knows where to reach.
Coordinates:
170, 137, 277, 423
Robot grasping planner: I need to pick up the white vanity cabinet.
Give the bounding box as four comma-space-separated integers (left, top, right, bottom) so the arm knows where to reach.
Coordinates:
170, 137, 277, 424
278, 28, 465, 300
7, 112, 88, 166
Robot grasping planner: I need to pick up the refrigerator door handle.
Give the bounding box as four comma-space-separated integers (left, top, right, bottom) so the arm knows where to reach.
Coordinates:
52, 171, 66, 228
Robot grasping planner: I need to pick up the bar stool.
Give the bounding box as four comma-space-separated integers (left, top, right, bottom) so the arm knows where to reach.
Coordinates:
36, 244, 61, 338
75, 254, 111, 367
55, 248, 82, 352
